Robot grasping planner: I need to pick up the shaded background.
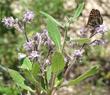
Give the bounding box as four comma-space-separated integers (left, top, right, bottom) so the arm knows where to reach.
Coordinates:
0, 0, 110, 95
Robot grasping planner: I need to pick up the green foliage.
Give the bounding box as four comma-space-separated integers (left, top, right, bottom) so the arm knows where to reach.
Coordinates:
31, 63, 40, 78
51, 52, 65, 74
73, 38, 91, 45
1, 0, 109, 95
46, 66, 52, 83
40, 11, 62, 27
47, 18, 61, 51
8, 69, 35, 92
72, 2, 84, 22
67, 65, 99, 86
0, 86, 19, 95
20, 57, 32, 71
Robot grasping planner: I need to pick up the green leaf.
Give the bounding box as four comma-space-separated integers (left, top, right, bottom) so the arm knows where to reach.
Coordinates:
8, 69, 25, 84
40, 11, 63, 27
0, 86, 19, 95
20, 57, 32, 71
73, 38, 91, 44
19, 84, 34, 92
46, 66, 52, 83
67, 65, 99, 86
72, 2, 84, 21
31, 63, 40, 78
51, 52, 65, 74
8, 69, 35, 92
47, 18, 61, 51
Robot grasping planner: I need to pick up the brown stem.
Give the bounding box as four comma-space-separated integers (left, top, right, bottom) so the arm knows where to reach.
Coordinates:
48, 74, 56, 95
64, 58, 76, 79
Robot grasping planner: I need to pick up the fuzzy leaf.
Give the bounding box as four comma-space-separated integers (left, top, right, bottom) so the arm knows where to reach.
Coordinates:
8, 69, 34, 92
32, 63, 40, 78
67, 65, 99, 86
20, 57, 32, 71
73, 38, 91, 44
40, 11, 63, 27
46, 66, 52, 83
51, 52, 65, 74
72, 2, 84, 21
47, 18, 61, 51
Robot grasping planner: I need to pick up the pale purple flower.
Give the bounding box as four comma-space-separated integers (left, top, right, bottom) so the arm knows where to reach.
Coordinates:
73, 50, 83, 57
2, 17, 15, 28
40, 29, 49, 41
23, 10, 34, 22
14, 18, 24, 33
23, 41, 33, 51
44, 38, 52, 47
33, 32, 41, 41
90, 40, 105, 46
79, 27, 88, 37
29, 51, 39, 59
95, 24, 107, 34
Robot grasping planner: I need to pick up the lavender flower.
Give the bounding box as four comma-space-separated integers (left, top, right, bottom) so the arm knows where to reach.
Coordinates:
44, 39, 52, 47
23, 10, 34, 23
95, 24, 107, 34
23, 41, 33, 51
73, 49, 83, 57
29, 51, 39, 60
33, 32, 41, 41
79, 27, 88, 37
90, 40, 105, 46
14, 19, 24, 33
40, 29, 49, 41
2, 17, 15, 28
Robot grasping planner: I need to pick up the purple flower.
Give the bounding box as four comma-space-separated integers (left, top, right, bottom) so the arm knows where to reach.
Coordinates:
79, 27, 88, 37
2, 17, 15, 28
40, 29, 49, 41
90, 40, 105, 46
23, 10, 34, 23
95, 24, 107, 34
23, 41, 33, 51
14, 19, 24, 33
33, 32, 40, 41
29, 51, 39, 59
73, 50, 83, 57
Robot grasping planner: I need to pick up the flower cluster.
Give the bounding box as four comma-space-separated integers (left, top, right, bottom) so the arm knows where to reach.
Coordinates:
72, 24, 108, 59
79, 24, 107, 38
73, 49, 83, 58
2, 17, 15, 28
23, 10, 34, 23
90, 39, 105, 46
23, 29, 53, 61
95, 24, 107, 34
2, 10, 34, 29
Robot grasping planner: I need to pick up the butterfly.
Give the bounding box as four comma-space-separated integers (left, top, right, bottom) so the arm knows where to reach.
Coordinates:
86, 9, 103, 28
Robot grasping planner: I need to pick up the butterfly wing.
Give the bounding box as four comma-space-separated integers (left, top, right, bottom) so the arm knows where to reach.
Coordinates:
87, 9, 103, 28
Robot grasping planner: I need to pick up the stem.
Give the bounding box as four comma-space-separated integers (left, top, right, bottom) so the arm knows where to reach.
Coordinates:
64, 58, 77, 78
24, 30, 29, 42
28, 71, 41, 95
23, 22, 29, 42
62, 26, 68, 53
80, 43, 88, 51
48, 74, 56, 95
62, 21, 71, 53
89, 31, 98, 38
